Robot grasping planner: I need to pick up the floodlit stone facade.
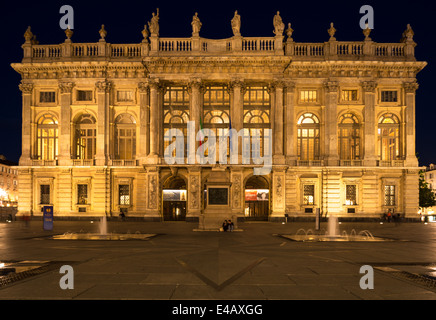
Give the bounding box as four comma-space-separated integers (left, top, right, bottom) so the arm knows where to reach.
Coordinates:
11, 11, 426, 222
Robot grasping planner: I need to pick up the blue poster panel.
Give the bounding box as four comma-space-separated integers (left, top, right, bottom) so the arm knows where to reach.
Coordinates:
43, 206, 53, 231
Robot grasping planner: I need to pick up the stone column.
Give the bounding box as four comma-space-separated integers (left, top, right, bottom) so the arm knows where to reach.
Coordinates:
95, 80, 112, 166
58, 82, 74, 166
284, 81, 297, 164
146, 167, 160, 219
324, 80, 339, 166
148, 78, 160, 162
18, 81, 33, 166
188, 78, 203, 164
403, 81, 419, 167
362, 81, 377, 166
272, 81, 285, 164
138, 81, 150, 164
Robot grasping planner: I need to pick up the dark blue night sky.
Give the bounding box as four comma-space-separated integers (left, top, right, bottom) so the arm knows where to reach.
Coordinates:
1, 0, 434, 166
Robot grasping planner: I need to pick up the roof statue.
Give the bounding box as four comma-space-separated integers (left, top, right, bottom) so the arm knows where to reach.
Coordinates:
273, 11, 285, 36
148, 8, 160, 36
191, 12, 202, 36
231, 10, 241, 36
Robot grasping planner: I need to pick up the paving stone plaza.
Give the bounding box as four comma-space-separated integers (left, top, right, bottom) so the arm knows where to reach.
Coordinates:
1, 219, 436, 302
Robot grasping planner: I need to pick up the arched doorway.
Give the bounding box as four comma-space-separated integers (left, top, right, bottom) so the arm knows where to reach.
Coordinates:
244, 176, 269, 221
162, 176, 187, 221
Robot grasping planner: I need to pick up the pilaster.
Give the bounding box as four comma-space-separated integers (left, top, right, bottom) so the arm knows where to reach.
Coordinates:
18, 81, 33, 166
95, 80, 112, 166
58, 81, 74, 166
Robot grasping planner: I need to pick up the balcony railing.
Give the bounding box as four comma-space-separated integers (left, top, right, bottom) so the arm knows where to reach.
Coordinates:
22, 33, 416, 62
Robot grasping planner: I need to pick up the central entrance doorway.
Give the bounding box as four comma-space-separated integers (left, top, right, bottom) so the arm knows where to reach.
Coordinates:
162, 176, 187, 221
244, 176, 270, 221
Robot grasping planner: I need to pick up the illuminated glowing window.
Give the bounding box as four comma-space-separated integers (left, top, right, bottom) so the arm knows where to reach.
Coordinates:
243, 86, 271, 158
75, 114, 96, 160
36, 114, 58, 160
300, 90, 318, 103
303, 185, 315, 205
297, 113, 320, 160
164, 86, 190, 158
345, 185, 357, 205
119, 184, 130, 206
384, 185, 395, 206
338, 113, 360, 160
341, 90, 358, 102
378, 113, 400, 161
114, 114, 136, 160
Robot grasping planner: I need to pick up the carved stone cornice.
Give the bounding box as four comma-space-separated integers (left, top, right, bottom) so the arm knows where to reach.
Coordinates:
58, 81, 75, 94
361, 80, 377, 93
95, 80, 112, 93
323, 80, 339, 93
18, 81, 33, 94
403, 81, 419, 93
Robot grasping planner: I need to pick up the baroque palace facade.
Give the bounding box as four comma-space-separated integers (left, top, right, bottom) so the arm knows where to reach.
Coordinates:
11, 10, 426, 222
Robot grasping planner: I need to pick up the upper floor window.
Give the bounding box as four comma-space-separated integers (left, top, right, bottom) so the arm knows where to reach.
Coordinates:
36, 114, 58, 160
39, 91, 56, 103
378, 113, 400, 161
381, 90, 398, 102
77, 90, 93, 101
300, 90, 318, 103
243, 86, 271, 158
341, 90, 358, 102
297, 113, 320, 161
74, 114, 96, 160
114, 113, 136, 160
338, 113, 361, 160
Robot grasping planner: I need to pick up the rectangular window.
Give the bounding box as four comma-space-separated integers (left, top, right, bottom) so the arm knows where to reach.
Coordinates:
119, 184, 130, 206
77, 90, 93, 101
117, 90, 134, 102
341, 90, 358, 101
77, 184, 88, 205
303, 185, 315, 205
40, 185, 50, 204
300, 90, 317, 103
345, 185, 357, 205
384, 185, 395, 206
39, 92, 56, 103
381, 90, 398, 102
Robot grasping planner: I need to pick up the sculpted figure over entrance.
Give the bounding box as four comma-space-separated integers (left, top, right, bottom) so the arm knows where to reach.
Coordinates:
191, 12, 202, 35
231, 10, 241, 36
273, 11, 285, 36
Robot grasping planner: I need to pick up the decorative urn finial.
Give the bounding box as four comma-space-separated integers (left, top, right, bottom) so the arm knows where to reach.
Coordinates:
65, 27, 73, 41
286, 22, 294, 41
99, 24, 107, 41
141, 24, 149, 42
328, 22, 336, 40
363, 23, 371, 40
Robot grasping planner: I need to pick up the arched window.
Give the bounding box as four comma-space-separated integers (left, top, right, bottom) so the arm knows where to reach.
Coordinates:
114, 113, 136, 160
378, 113, 400, 161
203, 85, 230, 158
297, 113, 320, 160
74, 114, 96, 160
36, 114, 58, 160
243, 86, 271, 158
164, 86, 190, 158
338, 113, 361, 160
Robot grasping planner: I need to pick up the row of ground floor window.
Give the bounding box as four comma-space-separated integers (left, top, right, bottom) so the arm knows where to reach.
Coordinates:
16, 166, 420, 221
